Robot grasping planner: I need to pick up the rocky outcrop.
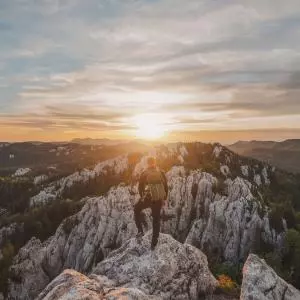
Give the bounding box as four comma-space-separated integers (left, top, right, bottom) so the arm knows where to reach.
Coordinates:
8, 238, 50, 299
8, 187, 138, 299
13, 168, 31, 177
241, 254, 300, 300
185, 176, 285, 263
8, 144, 285, 299
37, 233, 217, 300
93, 232, 217, 299
30, 155, 129, 206
37, 269, 159, 300
8, 164, 283, 299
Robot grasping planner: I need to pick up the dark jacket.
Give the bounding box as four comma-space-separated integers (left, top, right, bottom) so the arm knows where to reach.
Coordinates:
138, 167, 168, 198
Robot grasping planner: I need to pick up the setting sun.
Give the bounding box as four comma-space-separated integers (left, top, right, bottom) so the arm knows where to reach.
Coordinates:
134, 114, 166, 140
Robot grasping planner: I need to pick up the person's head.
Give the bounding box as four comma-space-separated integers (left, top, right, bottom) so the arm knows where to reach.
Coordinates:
147, 156, 157, 168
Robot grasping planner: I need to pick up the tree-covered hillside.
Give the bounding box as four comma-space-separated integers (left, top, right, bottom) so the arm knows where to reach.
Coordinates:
229, 139, 300, 174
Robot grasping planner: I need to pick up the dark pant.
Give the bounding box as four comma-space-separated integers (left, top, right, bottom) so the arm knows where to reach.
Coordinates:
134, 196, 163, 245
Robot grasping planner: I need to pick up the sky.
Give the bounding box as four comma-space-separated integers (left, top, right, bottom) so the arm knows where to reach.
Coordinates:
1, 0, 300, 143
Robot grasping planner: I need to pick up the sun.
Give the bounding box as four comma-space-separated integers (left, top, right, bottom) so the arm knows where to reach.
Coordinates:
134, 114, 166, 140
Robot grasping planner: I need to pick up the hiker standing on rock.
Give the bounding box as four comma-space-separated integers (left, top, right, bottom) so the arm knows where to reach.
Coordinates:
134, 156, 168, 250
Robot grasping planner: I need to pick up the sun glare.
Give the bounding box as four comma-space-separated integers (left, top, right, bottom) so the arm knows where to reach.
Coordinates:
134, 114, 166, 140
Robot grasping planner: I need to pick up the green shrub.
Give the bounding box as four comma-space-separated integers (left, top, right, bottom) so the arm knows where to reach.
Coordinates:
212, 262, 243, 284
217, 274, 240, 297
269, 205, 285, 233
0, 242, 15, 295
259, 229, 300, 289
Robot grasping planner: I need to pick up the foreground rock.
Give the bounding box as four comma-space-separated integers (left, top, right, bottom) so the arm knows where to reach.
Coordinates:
93, 232, 217, 299
37, 233, 217, 300
241, 254, 300, 300
37, 269, 159, 300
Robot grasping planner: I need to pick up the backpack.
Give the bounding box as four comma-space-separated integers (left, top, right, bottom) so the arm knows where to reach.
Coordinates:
145, 168, 167, 202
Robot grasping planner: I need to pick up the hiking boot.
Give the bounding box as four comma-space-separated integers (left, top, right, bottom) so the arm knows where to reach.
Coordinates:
151, 238, 158, 250
136, 231, 143, 243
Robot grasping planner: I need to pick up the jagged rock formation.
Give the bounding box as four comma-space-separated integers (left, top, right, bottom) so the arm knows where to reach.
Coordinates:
8, 188, 139, 299
185, 175, 285, 262
7, 143, 287, 299
36, 269, 159, 300
30, 155, 129, 206
8, 238, 49, 300
93, 233, 217, 299
13, 168, 31, 177
36, 233, 217, 300
33, 174, 49, 185
241, 254, 300, 300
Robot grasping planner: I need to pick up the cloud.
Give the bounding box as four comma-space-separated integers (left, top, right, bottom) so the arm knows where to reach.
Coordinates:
0, 103, 136, 132
0, 115, 134, 132
1, 0, 300, 141
2, 0, 78, 15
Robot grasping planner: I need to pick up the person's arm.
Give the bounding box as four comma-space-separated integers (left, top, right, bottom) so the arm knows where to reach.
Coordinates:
161, 171, 168, 197
138, 171, 146, 197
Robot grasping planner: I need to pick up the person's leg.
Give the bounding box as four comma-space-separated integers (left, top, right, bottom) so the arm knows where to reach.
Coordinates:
134, 196, 151, 235
151, 200, 163, 249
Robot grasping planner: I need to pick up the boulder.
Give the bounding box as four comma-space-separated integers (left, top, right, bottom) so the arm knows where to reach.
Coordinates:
36, 233, 217, 300
93, 232, 217, 299
8, 237, 50, 300
36, 269, 159, 300
241, 254, 300, 300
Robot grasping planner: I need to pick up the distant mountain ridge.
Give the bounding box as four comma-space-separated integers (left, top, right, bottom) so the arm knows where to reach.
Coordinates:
0, 141, 149, 176
71, 137, 164, 146
71, 138, 127, 145
229, 139, 300, 173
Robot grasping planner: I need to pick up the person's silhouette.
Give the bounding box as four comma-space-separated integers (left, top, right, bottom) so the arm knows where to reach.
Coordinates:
134, 157, 168, 250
